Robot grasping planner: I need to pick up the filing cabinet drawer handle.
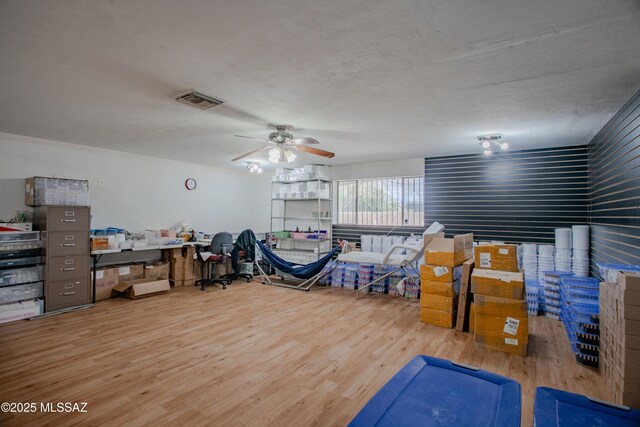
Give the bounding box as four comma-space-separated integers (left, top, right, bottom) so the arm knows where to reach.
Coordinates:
60, 291, 76, 296
59, 267, 76, 271
60, 243, 76, 247
60, 219, 77, 223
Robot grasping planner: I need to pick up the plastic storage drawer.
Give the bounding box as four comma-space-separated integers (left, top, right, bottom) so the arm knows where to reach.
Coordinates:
534, 387, 640, 427
0, 231, 40, 243
0, 265, 43, 287
0, 282, 43, 304
349, 355, 521, 427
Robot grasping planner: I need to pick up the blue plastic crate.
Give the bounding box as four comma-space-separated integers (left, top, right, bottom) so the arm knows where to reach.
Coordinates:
349, 355, 521, 427
597, 262, 640, 282
542, 271, 575, 284
563, 288, 599, 305
561, 277, 600, 289
534, 387, 640, 427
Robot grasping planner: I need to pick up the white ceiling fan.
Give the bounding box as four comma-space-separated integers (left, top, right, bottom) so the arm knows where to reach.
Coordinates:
232, 124, 335, 163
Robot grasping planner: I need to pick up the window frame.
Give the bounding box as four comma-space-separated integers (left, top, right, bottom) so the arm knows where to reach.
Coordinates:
336, 175, 424, 226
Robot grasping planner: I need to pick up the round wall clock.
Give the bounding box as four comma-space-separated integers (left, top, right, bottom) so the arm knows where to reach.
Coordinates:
185, 178, 197, 190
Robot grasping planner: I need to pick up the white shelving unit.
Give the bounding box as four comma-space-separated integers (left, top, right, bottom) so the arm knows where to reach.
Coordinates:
270, 177, 332, 264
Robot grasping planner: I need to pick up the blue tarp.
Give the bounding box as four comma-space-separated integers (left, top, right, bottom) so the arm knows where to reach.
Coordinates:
257, 240, 340, 279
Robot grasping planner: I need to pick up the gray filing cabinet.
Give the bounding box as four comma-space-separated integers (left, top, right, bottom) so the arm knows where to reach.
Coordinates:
34, 206, 91, 312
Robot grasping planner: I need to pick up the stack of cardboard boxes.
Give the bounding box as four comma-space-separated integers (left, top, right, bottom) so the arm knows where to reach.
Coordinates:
164, 247, 196, 287
420, 234, 473, 328
600, 272, 640, 408
471, 244, 528, 355
93, 261, 172, 301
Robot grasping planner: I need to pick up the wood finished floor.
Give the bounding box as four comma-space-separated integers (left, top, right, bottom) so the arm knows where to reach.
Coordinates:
0, 281, 608, 427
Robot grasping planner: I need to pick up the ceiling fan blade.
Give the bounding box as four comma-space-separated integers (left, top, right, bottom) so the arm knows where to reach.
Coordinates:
231, 146, 269, 162
291, 144, 335, 158
233, 134, 269, 142
292, 137, 319, 145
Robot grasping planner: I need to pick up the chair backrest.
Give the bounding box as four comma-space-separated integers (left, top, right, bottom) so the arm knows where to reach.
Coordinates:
210, 232, 233, 255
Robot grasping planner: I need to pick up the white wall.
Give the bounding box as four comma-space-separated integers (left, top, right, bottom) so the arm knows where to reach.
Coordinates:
0, 132, 271, 233
331, 158, 423, 180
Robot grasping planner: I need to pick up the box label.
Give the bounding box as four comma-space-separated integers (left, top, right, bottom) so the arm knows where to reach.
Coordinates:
119, 266, 130, 275
434, 266, 449, 277
503, 317, 520, 335
480, 253, 492, 268
499, 248, 509, 255
505, 338, 518, 346
96, 270, 104, 280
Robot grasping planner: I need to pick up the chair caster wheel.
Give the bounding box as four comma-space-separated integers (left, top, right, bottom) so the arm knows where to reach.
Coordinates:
201, 287, 206, 291
246, 278, 250, 282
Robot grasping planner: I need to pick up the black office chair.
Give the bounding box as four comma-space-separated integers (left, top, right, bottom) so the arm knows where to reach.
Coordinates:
195, 232, 233, 290
227, 229, 256, 283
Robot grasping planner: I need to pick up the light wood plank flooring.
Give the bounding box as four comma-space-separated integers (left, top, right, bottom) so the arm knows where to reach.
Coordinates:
0, 281, 608, 426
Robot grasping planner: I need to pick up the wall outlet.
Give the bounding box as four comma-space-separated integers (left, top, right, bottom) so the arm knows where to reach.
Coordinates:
97, 178, 105, 187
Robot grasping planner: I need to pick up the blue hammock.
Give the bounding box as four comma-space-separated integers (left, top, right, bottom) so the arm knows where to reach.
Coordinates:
257, 240, 341, 279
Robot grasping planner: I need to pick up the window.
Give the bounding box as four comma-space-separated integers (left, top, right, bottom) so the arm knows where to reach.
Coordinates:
337, 176, 424, 226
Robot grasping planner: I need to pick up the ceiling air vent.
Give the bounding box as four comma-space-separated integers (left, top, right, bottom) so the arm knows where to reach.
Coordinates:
175, 90, 224, 110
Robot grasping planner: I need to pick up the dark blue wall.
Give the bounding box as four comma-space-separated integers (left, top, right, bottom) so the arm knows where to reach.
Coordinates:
588, 89, 640, 276
424, 146, 589, 243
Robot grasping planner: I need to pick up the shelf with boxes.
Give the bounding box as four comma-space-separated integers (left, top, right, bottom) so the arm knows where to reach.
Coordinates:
0, 230, 45, 323
270, 166, 332, 265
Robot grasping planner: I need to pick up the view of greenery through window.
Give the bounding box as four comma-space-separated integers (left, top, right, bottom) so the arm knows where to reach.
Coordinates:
337, 177, 424, 226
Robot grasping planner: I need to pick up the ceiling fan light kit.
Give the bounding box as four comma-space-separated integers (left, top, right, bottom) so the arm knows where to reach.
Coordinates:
478, 134, 509, 155
234, 124, 334, 164
245, 161, 263, 173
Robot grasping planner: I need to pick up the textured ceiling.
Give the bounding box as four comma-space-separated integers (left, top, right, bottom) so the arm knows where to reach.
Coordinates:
1, 0, 640, 171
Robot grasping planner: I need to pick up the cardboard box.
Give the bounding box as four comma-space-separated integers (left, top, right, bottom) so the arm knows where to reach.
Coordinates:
474, 294, 528, 318
424, 234, 473, 267
475, 313, 529, 343
474, 330, 528, 355
144, 261, 169, 281
420, 308, 456, 328
474, 244, 519, 272
170, 279, 185, 287
421, 279, 460, 297
94, 267, 119, 301
420, 264, 463, 283
163, 248, 184, 261
420, 294, 458, 312
471, 269, 525, 300
113, 278, 171, 299
91, 236, 110, 251
456, 259, 474, 332
469, 302, 476, 333
117, 264, 144, 285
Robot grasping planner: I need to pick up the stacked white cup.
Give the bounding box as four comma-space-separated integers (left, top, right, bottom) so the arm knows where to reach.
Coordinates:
555, 228, 572, 272
538, 244, 556, 280
521, 243, 538, 281
572, 225, 590, 277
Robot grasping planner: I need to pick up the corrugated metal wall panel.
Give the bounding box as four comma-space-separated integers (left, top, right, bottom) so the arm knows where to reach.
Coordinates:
424, 145, 589, 244
332, 225, 425, 248
588, 89, 640, 278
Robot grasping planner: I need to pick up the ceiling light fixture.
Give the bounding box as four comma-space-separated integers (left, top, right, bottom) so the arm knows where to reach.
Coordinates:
268, 146, 297, 164
478, 134, 508, 155
245, 161, 263, 173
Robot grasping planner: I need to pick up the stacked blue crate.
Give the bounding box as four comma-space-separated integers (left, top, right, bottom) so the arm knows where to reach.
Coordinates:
386, 265, 406, 295
342, 263, 359, 290
559, 276, 600, 367
317, 263, 335, 286
402, 277, 419, 299
331, 264, 345, 288
525, 279, 541, 316
542, 271, 575, 320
